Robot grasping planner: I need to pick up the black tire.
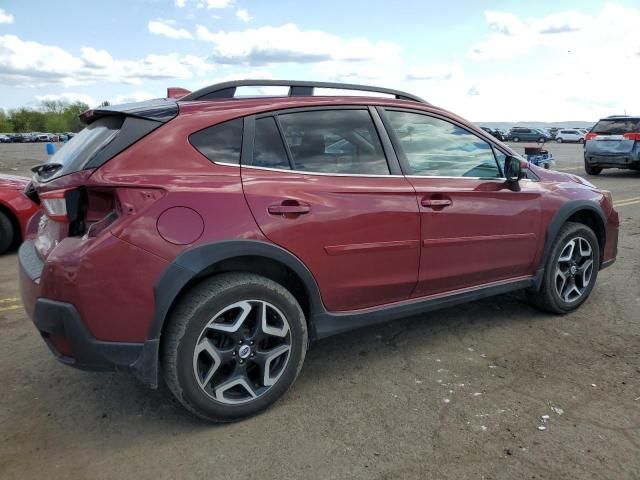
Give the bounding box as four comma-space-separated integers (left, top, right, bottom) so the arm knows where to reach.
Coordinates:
162, 272, 308, 423
579, 138, 585, 144
538, 138, 546, 143
556, 137, 563, 143
0, 211, 15, 254
512, 137, 520, 142
584, 161, 602, 176
527, 222, 600, 314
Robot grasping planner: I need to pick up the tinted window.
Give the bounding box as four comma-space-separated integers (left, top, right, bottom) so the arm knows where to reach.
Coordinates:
44, 116, 123, 180
252, 117, 290, 169
190, 118, 243, 164
277, 110, 389, 175
592, 118, 640, 134
386, 110, 500, 178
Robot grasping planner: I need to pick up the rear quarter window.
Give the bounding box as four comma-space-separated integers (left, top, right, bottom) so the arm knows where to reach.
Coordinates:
189, 118, 243, 164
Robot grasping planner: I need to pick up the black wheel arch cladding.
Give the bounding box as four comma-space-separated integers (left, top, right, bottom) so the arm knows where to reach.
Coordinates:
149, 240, 325, 342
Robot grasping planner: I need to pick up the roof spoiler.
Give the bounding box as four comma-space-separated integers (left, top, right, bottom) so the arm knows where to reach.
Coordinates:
79, 98, 179, 125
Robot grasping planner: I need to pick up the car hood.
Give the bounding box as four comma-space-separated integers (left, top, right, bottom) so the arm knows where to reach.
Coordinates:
0, 174, 31, 190
531, 164, 596, 188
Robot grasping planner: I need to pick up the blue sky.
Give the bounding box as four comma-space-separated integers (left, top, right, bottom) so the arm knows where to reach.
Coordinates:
1, 0, 639, 121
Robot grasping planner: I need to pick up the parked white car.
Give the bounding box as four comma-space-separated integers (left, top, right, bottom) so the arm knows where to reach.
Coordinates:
555, 129, 586, 143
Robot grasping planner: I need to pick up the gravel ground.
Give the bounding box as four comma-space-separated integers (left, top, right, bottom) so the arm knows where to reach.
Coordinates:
0, 142, 639, 480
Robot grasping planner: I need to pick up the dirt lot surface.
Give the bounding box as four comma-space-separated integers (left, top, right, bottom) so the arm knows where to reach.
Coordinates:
0, 142, 639, 479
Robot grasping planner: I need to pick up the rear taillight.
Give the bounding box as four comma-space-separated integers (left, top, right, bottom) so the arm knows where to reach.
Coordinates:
40, 189, 72, 221
623, 132, 640, 141
585, 133, 597, 141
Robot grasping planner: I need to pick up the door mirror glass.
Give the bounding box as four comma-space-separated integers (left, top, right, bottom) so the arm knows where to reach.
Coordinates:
504, 155, 521, 182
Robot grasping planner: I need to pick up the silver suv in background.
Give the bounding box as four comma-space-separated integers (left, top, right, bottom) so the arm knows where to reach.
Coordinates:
556, 129, 585, 143
584, 116, 640, 175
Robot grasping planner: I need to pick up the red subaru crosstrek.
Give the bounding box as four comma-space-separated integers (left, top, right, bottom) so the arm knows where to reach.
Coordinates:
19, 80, 619, 422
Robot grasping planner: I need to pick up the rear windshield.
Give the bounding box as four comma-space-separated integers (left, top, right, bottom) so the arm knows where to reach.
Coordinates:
592, 118, 640, 134
44, 116, 123, 178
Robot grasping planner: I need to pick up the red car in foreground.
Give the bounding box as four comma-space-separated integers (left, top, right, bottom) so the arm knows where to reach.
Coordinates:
0, 175, 40, 254
19, 80, 618, 422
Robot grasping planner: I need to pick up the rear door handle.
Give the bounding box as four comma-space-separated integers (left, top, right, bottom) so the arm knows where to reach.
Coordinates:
421, 198, 452, 208
268, 201, 311, 215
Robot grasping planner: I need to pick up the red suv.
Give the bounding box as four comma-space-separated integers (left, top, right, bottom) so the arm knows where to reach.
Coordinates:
19, 80, 619, 422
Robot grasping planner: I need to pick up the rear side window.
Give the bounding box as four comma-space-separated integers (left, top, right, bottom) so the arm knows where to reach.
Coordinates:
251, 117, 290, 169
190, 118, 243, 164
592, 118, 640, 134
277, 109, 390, 175
385, 110, 501, 178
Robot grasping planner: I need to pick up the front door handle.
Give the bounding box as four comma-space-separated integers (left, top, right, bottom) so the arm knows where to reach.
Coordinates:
268, 201, 311, 215
421, 198, 452, 208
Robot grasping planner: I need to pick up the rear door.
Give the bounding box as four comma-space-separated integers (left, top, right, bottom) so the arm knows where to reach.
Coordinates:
241, 107, 420, 312
380, 108, 543, 297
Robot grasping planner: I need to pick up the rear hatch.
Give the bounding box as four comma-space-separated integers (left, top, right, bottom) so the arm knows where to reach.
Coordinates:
585, 117, 640, 156
27, 98, 178, 260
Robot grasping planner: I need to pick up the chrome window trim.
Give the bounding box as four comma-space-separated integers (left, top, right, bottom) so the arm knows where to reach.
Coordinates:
217, 161, 514, 180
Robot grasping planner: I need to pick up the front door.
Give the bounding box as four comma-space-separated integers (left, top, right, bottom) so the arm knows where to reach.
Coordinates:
241, 108, 421, 311
381, 108, 543, 298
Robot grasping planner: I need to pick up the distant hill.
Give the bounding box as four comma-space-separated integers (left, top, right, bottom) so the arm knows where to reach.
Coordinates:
475, 121, 596, 130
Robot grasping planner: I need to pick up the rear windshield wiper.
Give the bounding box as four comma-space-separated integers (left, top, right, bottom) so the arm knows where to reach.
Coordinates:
31, 163, 63, 176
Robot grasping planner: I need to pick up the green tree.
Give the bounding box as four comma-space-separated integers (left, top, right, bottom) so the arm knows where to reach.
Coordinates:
0, 111, 12, 132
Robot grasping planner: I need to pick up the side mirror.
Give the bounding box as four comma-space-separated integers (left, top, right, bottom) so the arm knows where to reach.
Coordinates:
504, 156, 524, 190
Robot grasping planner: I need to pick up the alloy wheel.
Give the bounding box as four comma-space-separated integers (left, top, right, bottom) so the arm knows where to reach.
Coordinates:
192, 300, 292, 405
554, 236, 594, 303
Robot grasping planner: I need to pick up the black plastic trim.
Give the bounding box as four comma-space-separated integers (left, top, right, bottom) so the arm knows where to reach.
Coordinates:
180, 79, 429, 104
540, 200, 607, 271
32, 298, 150, 374
601, 258, 616, 269
313, 277, 536, 339
148, 240, 325, 341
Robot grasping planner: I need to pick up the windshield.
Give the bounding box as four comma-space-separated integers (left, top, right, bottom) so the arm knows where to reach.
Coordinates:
42, 116, 123, 180
592, 118, 640, 134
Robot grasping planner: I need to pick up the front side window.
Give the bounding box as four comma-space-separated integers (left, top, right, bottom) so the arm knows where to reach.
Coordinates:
190, 118, 243, 164
385, 110, 501, 178
277, 109, 390, 175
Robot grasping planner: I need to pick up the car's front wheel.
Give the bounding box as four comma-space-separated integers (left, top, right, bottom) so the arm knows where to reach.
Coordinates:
162, 273, 308, 422
527, 222, 599, 314
556, 137, 563, 143
512, 136, 520, 142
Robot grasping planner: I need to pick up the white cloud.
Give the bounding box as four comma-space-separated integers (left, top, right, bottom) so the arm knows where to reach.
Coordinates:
0, 34, 213, 87
148, 19, 193, 40
0, 8, 14, 24
36, 93, 97, 107
175, 0, 187, 7
196, 23, 401, 66
113, 91, 156, 104
198, 0, 234, 8
460, 3, 640, 120
236, 8, 251, 22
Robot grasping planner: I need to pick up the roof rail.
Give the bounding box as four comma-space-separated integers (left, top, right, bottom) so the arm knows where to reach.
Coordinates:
179, 79, 429, 104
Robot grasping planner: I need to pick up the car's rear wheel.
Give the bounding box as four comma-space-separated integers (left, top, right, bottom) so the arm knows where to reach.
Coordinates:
527, 222, 599, 314
538, 137, 546, 143
512, 136, 520, 142
584, 161, 602, 175
556, 137, 563, 143
0, 211, 15, 254
579, 138, 585, 144
162, 272, 308, 422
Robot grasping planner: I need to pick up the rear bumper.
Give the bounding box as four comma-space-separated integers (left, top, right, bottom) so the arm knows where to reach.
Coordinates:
585, 153, 640, 168
19, 240, 159, 386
